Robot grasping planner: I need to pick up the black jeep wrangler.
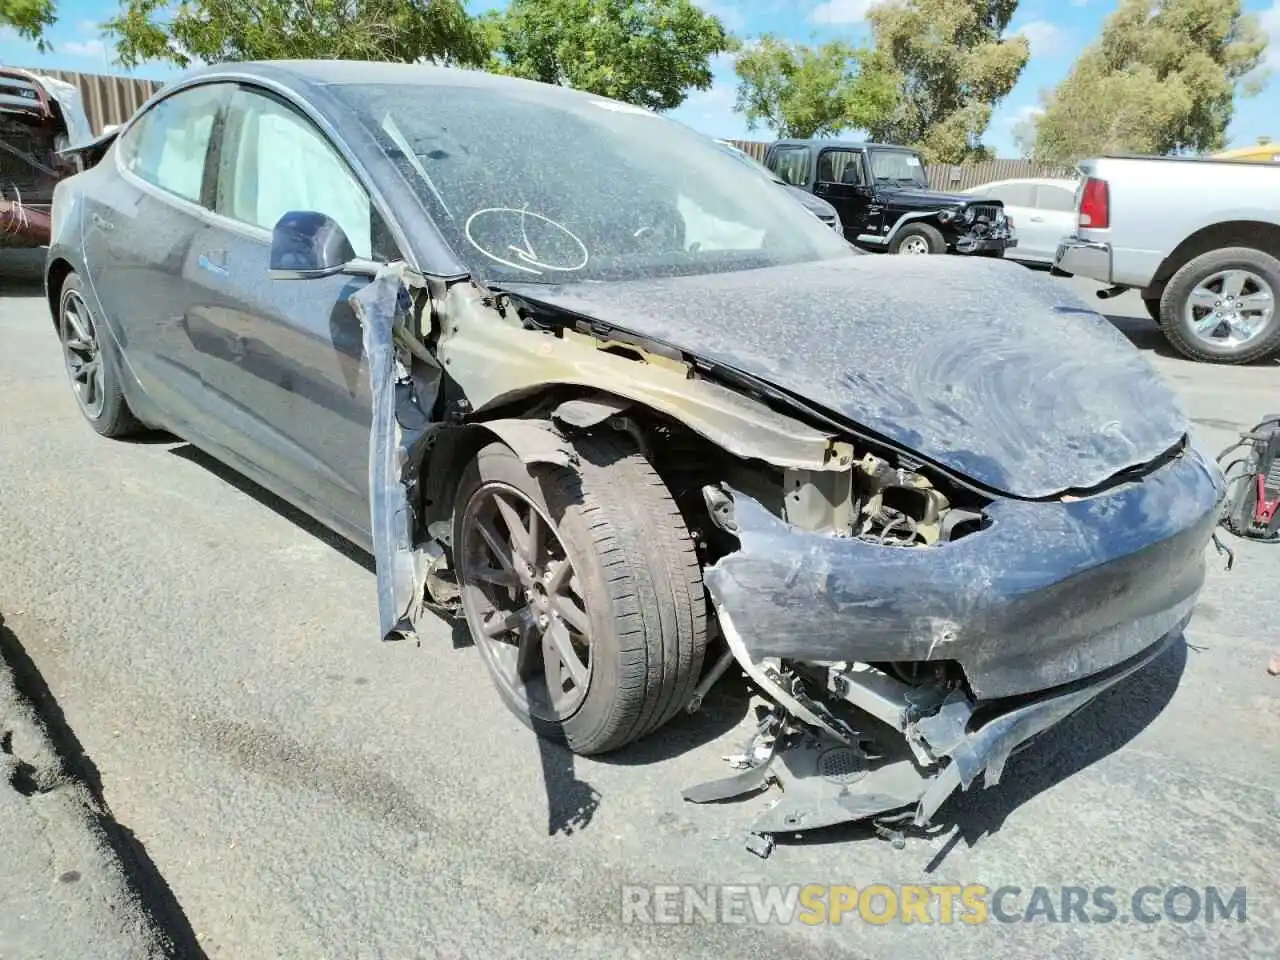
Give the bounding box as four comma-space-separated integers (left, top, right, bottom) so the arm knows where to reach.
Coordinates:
763, 139, 1017, 257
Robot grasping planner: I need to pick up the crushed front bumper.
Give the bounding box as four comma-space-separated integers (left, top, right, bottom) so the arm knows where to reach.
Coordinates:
956, 233, 1016, 255
705, 444, 1223, 699
685, 444, 1224, 851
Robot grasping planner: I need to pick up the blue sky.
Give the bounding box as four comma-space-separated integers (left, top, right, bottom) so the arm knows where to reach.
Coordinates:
3, 0, 1278, 155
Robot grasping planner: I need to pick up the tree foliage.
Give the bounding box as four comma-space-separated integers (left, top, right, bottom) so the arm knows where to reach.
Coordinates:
1019, 0, 1268, 163
0, 0, 56, 49
483, 0, 731, 111
863, 0, 1030, 163
106, 0, 490, 69
731, 36, 898, 139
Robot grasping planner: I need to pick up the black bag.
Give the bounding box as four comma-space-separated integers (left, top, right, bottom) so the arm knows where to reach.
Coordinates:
1217, 416, 1280, 542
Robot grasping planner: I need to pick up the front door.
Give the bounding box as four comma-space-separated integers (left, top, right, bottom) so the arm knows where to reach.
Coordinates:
183, 85, 398, 538
814, 148, 878, 241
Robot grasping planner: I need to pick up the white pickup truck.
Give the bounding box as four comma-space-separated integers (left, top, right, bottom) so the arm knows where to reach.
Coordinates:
1054, 155, 1280, 364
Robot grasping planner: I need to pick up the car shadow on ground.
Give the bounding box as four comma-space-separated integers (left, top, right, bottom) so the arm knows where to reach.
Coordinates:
164, 441, 751, 838
774, 635, 1188, 863
1103, 312, 1280, 366
166, 442, 375, 574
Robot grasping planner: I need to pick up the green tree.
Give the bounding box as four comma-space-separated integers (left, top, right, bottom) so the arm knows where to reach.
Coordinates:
0, 0, 56, 49
483, 0, 731, 111
1021, 0, 1268, 164
731, 36, 898, 139
863, 0, 1030, 163
106, 0, 490, 69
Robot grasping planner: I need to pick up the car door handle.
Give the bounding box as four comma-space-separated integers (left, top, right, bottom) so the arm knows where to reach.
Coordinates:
1029, 216, 1045, 222
91, 212, 114, 232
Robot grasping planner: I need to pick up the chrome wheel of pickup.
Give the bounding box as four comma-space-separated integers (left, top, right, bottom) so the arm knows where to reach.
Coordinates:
1184, 269, 1274, 348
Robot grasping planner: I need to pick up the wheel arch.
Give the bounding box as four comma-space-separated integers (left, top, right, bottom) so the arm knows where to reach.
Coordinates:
1148, 220, 1280, 297
45, 256, 75, 332
417, 389, 645, 539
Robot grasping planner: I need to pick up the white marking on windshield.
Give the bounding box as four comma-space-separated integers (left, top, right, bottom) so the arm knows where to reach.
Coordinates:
464, 207, 590, 275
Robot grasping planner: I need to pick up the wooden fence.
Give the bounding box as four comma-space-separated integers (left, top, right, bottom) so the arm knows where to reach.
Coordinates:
12, 67, 161, 135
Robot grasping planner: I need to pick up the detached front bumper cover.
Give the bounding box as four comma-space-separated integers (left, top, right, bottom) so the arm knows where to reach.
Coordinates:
685, 627, 1182, 848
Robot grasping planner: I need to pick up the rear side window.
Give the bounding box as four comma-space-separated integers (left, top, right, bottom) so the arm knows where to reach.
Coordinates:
985, 182, 1036, 207
1034, 184, 1077, 212
214, 88, 377, 258
767, 146, 810, 186
118, 85, 225, 203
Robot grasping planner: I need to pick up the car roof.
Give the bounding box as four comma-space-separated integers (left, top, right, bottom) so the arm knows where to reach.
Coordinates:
172, 59, 631, 110
770, 138, 919, 152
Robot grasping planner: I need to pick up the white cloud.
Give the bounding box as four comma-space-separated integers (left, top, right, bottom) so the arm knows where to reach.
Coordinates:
1009, 104, 1044, 128
61, 39, 107, 58
810, 0, 878, 25
1261, 2, 1280, 69
694, 0, 745, 32
1011, 20, 1068, 56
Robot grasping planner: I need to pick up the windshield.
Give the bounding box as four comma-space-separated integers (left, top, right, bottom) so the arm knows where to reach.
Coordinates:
868, 149, 928, 188
329, 81, 854, 284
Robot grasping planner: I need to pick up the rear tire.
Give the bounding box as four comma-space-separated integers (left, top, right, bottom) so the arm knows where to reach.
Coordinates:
1159, 247, 1280, 364
453, 432, 707, 756
57, 272, 143, 438
890, 223, 946, 255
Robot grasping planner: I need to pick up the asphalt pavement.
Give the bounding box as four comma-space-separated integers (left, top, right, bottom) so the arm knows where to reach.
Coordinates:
1, 248, 1277, 960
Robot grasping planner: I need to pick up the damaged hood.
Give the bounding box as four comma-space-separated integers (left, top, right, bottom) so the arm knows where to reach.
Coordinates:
499, 256, 1188, 499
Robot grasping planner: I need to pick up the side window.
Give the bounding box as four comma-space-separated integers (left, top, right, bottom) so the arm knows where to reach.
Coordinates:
818, 149, 865, 185
118, 85, 224, 204
215, 89, 375, 258
1034, 184, 1077, 213
767, 147, 810, 187
986, 183, 1036, 207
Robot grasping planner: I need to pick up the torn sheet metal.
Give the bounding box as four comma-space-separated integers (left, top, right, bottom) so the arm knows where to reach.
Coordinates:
434, 281, 843, 472
497, 256, 1188, 499
704, 444, 1224, 699
350, 262, 429, 642
686, 630, 1179, 844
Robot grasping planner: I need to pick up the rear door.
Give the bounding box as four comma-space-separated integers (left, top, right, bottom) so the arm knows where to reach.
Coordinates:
1028, 183, 1080, 263
81, 82, 228, 428
184, 84, 395, 537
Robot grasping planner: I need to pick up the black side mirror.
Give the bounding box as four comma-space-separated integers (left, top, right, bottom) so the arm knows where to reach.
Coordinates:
268, 210, 378, 280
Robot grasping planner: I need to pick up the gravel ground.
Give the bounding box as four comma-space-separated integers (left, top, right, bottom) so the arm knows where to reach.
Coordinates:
0, 248, 1277, 959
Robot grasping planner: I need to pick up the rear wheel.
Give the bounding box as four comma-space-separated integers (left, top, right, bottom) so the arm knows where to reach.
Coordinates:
1159, 247, 1280, 363
58, 272, 142, 438
453, 433, 707, 755
890, 223, 946, 255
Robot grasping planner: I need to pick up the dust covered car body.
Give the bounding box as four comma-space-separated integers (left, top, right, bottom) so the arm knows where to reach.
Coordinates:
46, 61, 1224, 844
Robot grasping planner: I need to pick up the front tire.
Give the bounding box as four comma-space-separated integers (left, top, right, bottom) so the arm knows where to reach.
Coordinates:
58, 272, 142, 438
890, 223, 946, 255
453, 433, 707, 756
1159, 247, 1280, 363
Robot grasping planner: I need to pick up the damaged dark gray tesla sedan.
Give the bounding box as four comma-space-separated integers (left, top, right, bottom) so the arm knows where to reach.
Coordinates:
46, 61, 1226, 845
